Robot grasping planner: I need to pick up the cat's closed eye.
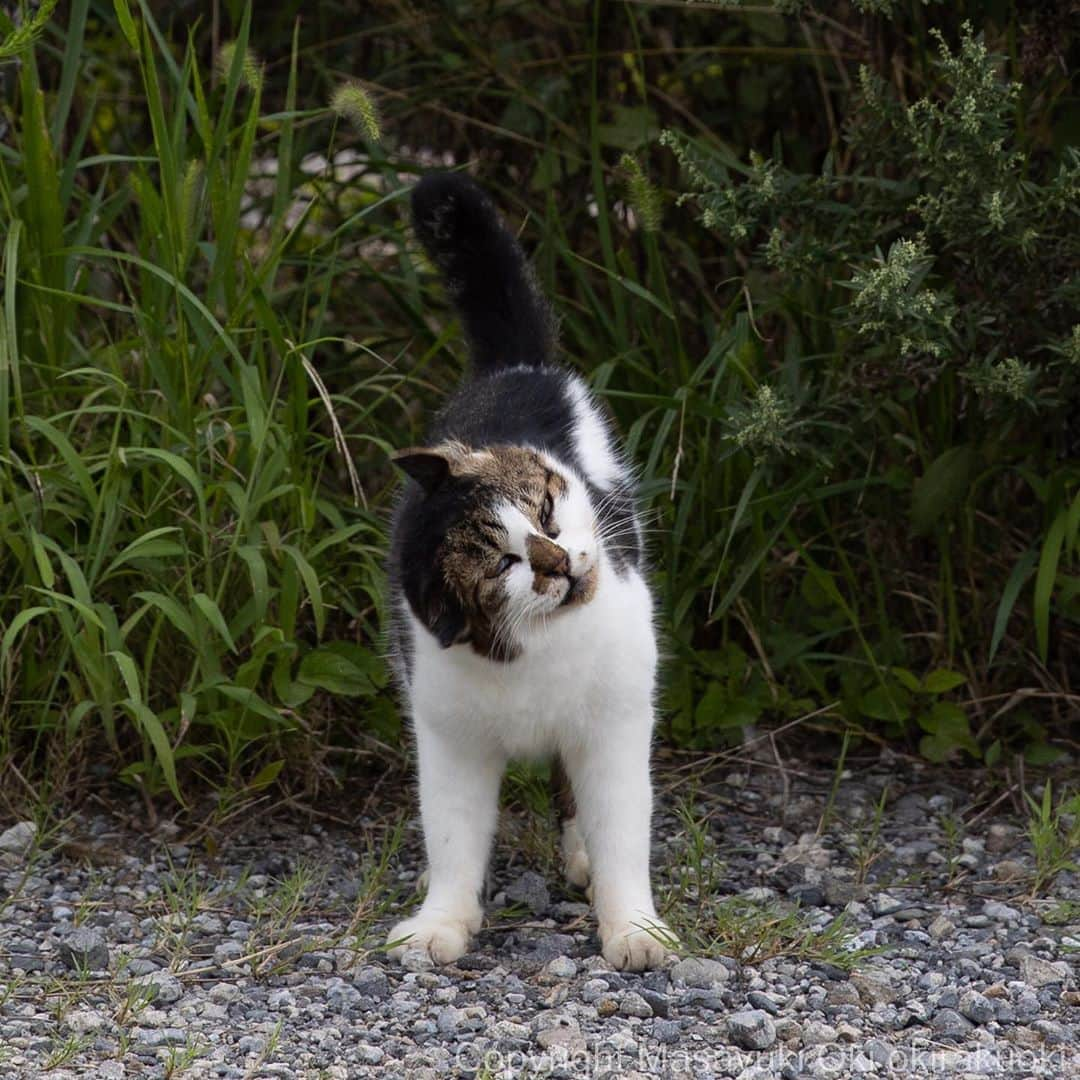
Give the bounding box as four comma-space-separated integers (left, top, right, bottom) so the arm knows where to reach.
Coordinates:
539, 494, 557, 536
494, 554, 521, 576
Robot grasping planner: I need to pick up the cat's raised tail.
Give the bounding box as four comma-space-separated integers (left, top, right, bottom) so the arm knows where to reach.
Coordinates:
411, 172, 555, 375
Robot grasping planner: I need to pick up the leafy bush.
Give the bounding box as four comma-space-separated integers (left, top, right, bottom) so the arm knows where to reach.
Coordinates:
658, 10, 1079, 761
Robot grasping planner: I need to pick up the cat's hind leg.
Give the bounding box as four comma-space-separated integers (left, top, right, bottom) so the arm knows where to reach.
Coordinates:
552, 755, 591, 891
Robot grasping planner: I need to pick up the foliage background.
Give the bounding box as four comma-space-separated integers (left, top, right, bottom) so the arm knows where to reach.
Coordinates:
0, 0, 1077, 811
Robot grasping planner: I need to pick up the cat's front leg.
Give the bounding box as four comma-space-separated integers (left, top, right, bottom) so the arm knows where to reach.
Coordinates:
387, 720, 505, 965
562, 717, 676, 971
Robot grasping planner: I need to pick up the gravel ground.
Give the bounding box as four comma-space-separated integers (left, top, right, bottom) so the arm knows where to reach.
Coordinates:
1, 752, 1077, 1079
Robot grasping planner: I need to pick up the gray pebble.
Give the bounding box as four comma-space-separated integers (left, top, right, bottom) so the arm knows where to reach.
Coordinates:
354, 965, 390, 1000
0, 821, 36, 856
670, 956, 730, 988
931, 1007, 974, 1039
747, 990, 781, 1014
59, 927, 110, 972
619, 991, 653, 1018
958, 988, 996, 1024
505, 870, 550, 915
137, 970, 183, 1005
727, 1009, 777, 1050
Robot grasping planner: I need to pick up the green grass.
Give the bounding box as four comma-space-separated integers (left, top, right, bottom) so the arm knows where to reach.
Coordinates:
1024, 782, 1080, 897
0, 0, 1076, 809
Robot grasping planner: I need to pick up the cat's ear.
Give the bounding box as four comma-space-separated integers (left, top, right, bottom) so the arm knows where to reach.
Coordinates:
392, 448, 451, 492
391, 442, 469, 493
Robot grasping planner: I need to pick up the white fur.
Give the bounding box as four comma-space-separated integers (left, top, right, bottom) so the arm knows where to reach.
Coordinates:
565, 376, 623, 490
387, 390, 674, 971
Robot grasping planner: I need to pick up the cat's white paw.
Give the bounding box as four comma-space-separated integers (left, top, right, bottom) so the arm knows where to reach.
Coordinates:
386, 912, 477, 965
600, 914, 677, 971
560, 818, 591, 890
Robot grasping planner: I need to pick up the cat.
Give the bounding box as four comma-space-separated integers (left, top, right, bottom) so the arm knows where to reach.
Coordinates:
384, 172, 675, 971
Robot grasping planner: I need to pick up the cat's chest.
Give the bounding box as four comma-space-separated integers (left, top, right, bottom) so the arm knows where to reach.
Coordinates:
407, 568, 656, 755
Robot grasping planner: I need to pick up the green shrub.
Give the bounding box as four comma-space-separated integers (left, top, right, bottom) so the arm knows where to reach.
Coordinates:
659, 10, 1079, 761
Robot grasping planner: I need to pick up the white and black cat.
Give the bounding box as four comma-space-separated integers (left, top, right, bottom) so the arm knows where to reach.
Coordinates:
385, 172, 674, 971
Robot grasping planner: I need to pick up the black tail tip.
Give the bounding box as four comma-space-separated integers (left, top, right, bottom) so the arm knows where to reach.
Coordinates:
411, 172, 498, 259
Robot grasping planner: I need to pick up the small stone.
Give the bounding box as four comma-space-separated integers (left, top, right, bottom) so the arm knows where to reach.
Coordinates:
864, 1037, 893, 1066
850, 971, 899, 1005
959, 989, 996, 1025
679, 988, 726, 1012
1014, 988, 1041, 1021
137, 970, 182, 1005
982, 900, 1020, 921
545, 956, 576, 979
596, 994, 620, 1017
209, 983, 240, 1004
788, 883, 825, 908
992, 859, 1027, 882
985, 823, 1018, 853
1006, 1026, 1044, 1049
735, 1066, 775, 1080
536, 1015, 585, 1054
822, 870, 859, 906
66, 1009, 107, 1035
727, 1009, 776, 1051
436, 1006, 465, 1034
523, 933, 576, 963
354, 966, 390, 1000
826, 982, 861, 1006
1031, 1019, 1072, 1044
213, 940, 244, 966
1019, 954, 1070, 987
135, 1027, 188, 1048
741, 886, 776, 902
0, 821, 36, 856
400, 947, 434, 972
505, 870, 550, 915
892, 906, 930, 922
928, 915, 955, 941
639, 989, 670, 1018
774, 1017, 801, 1042
651, 1018, 682, 1044
267, 989, 294, 1009
619, 991, 653, 1019
802, 1020, 838, 1046
747, 990, 782, 1014
931, 1008, 974, 1039
357, 1044, 384, 1065
670, 956, 730, 988
59, 927, 110, 972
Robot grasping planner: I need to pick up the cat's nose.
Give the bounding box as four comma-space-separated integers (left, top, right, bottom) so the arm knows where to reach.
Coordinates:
526, 534, 570, 577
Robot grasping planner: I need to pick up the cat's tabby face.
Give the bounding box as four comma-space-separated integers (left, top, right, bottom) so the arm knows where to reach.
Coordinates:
394, 441, 599, 661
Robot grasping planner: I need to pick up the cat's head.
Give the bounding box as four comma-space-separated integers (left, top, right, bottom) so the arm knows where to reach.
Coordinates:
393, 441, 599, 661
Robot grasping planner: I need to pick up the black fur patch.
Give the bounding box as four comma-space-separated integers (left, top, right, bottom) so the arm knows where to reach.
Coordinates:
412, 173, 556, 376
